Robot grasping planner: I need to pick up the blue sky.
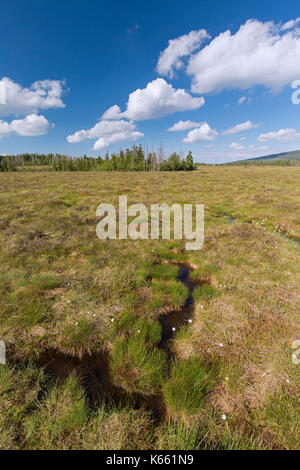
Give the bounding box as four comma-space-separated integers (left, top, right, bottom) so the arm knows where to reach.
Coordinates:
1, 0, 300, 163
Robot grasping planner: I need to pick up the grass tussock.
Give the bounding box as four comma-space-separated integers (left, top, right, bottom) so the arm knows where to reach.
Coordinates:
193, 284, 219, 302
115, 311, 162, 345
23, 375, 89, 450
163, 358, 216, 415
155, 420, 205, 450
256, 392, 300, 449
110, 337, 167, 394
190, 264, 219, 283
0, 363, 46, 449
148, 279, 189, 313
81, 406, 154, 450
150, 264, 179, 280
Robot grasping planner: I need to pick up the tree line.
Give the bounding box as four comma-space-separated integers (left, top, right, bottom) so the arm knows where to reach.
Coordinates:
224, 159, 300, 167
0, 145, 196, 172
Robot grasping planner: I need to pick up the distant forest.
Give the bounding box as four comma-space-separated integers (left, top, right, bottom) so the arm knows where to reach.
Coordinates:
0, 145, 196, 172
224, 159, 300, 166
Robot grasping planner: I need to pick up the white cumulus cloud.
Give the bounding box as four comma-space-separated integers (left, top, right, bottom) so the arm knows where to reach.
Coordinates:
67, 119, 143, 150
186, 19, 300, 94
257, 128, 300, 142
102, 78, 204, 121
0, 114, 51, 138
102, 104, 122, 120
183, 122, 218, 143
281, 18, 300, 31
167, 120, 204, 132
223, 120, 259, 135
0, 77, 66, 116
230, 142, 244, 150
93, 131, 143, 150
156, 30, 210, 78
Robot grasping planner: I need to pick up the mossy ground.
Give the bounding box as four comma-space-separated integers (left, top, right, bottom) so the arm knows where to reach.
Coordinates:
0, 167, 299, 449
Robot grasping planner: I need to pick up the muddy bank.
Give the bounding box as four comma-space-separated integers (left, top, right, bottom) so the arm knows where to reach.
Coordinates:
39, 348, 167, 421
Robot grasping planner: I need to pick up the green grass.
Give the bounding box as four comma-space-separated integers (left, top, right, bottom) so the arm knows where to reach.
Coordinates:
257, 392, 300, 449
150, 264, 179, 280
144, 292, 166, 314
0, 363, 46, 449
163, 359, 215, 415
190, 264, 219, 280
117, 311, 138, 330
81, 406, 153, 450
193, 284, 218, 301
0, 362, 154, 450
212, 431, 263, 450
115, 311, 162, 345
61, 318, 96, 355
133, 317, 162, 345
135, 258, 153, 287
110, 337, 167, 394
23, 375, 89, 450
150, 279, 189, 310
156, 421, 205, 450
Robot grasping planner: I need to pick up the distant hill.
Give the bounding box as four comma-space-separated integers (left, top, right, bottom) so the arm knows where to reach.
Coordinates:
228, 150, 300, 165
